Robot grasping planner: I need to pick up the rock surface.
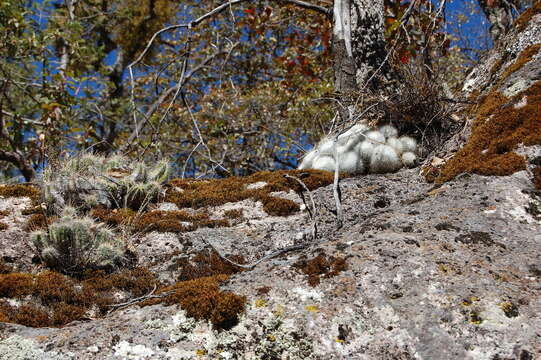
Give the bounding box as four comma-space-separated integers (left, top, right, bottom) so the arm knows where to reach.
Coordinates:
1, 3, 541, 360
1, 167, 540, 359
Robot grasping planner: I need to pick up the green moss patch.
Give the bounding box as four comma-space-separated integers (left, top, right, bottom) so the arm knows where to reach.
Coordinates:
436, 81, 541, 182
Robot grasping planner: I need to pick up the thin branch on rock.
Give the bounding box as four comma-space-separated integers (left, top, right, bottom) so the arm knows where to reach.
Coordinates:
106, 284, 167, 314
204, 239, 307, 270
284, 173, 318, 239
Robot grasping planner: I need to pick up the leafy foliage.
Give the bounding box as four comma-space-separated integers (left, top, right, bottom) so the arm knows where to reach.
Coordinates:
0, 0, 535, 180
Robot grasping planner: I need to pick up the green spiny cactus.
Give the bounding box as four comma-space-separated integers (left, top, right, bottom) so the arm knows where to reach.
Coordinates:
31, 209, 124, 274
42, 153, 171, 215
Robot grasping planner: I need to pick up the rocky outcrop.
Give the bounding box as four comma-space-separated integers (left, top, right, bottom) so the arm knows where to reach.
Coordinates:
1, 3, 541, 360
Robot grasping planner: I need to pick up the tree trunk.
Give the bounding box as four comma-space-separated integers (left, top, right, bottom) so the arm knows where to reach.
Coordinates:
332, 0, 395, 122
333, 0, 393, 93
478, 0, 514, 43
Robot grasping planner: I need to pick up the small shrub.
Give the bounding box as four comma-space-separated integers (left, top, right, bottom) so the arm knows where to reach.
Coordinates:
31, 209, 125, 274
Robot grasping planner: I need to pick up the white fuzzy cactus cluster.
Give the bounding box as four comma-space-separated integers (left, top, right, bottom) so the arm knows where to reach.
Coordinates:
298, 124, 420, 174
31, 207, 125, 273
43, 153, 171, 214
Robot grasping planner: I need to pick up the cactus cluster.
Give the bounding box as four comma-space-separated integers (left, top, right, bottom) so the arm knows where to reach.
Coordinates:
31, 207, 125, 273
34, 153, 170, 273
43, 153, 170, 214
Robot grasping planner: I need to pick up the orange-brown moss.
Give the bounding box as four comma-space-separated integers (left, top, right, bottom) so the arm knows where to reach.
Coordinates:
90, 207, 136, 227
143, 275, 246, 330
0, 300, 14, 323
259, 195, 300, 216
132, 210, 229, 233
0, 273, 34, 298
0, 184, 40, 205
0, 265, 244, 329
0, 261, 13, 274
0, 210, 8, 218
23, 213, 51, 231
436, 81, 541, 182
0, 222, 7, 231
224, 209, 244, 219
14, 305, 50, 327
490, 57, 505, 76
294, 254, 348, 287
166, 169, 335, 216
0, 311, 10, 323
176, 250, 244, 281
533, 166, 541, 189
51, 303, 86, 326
35, 271, 78, 305
109, 267, 159, 297
0, 267, 161, 328
499, 44, 541, 85
515, 1, 541, 32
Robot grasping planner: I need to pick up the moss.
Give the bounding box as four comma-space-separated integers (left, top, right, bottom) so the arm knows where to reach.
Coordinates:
23, 213, 51, 231
259, 195, 300, 216
176, 250, 245, 281
143, 275, 246, 330
436, 81, 541, 182
166, 169, 334, 217
132, 210, 229, 233
293, 254, 348, 287
256, 286, 271, 295
224, 209, 244, 219
0, 300, 14, 323
0, 311, 10, 323
14, 305, 50, 327
0, 209, 8, 218
0, 222, 7, 231
90, 207, 136, 227
499, 44, 540, 85
0, 261, 13, 274
514, 1, 541, 32
0, 267, 162, 328
490, 57, 505, 76
0, 273, 34, 298
0, 184, 40, 205
109, 267, 159, 297
51, 303, 86, 326
532, 166, 541, 189
35, 271, 78, 305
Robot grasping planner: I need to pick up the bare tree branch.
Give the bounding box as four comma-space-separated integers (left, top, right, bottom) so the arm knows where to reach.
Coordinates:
121, 50, 225, 152
281, 0, 331, 16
